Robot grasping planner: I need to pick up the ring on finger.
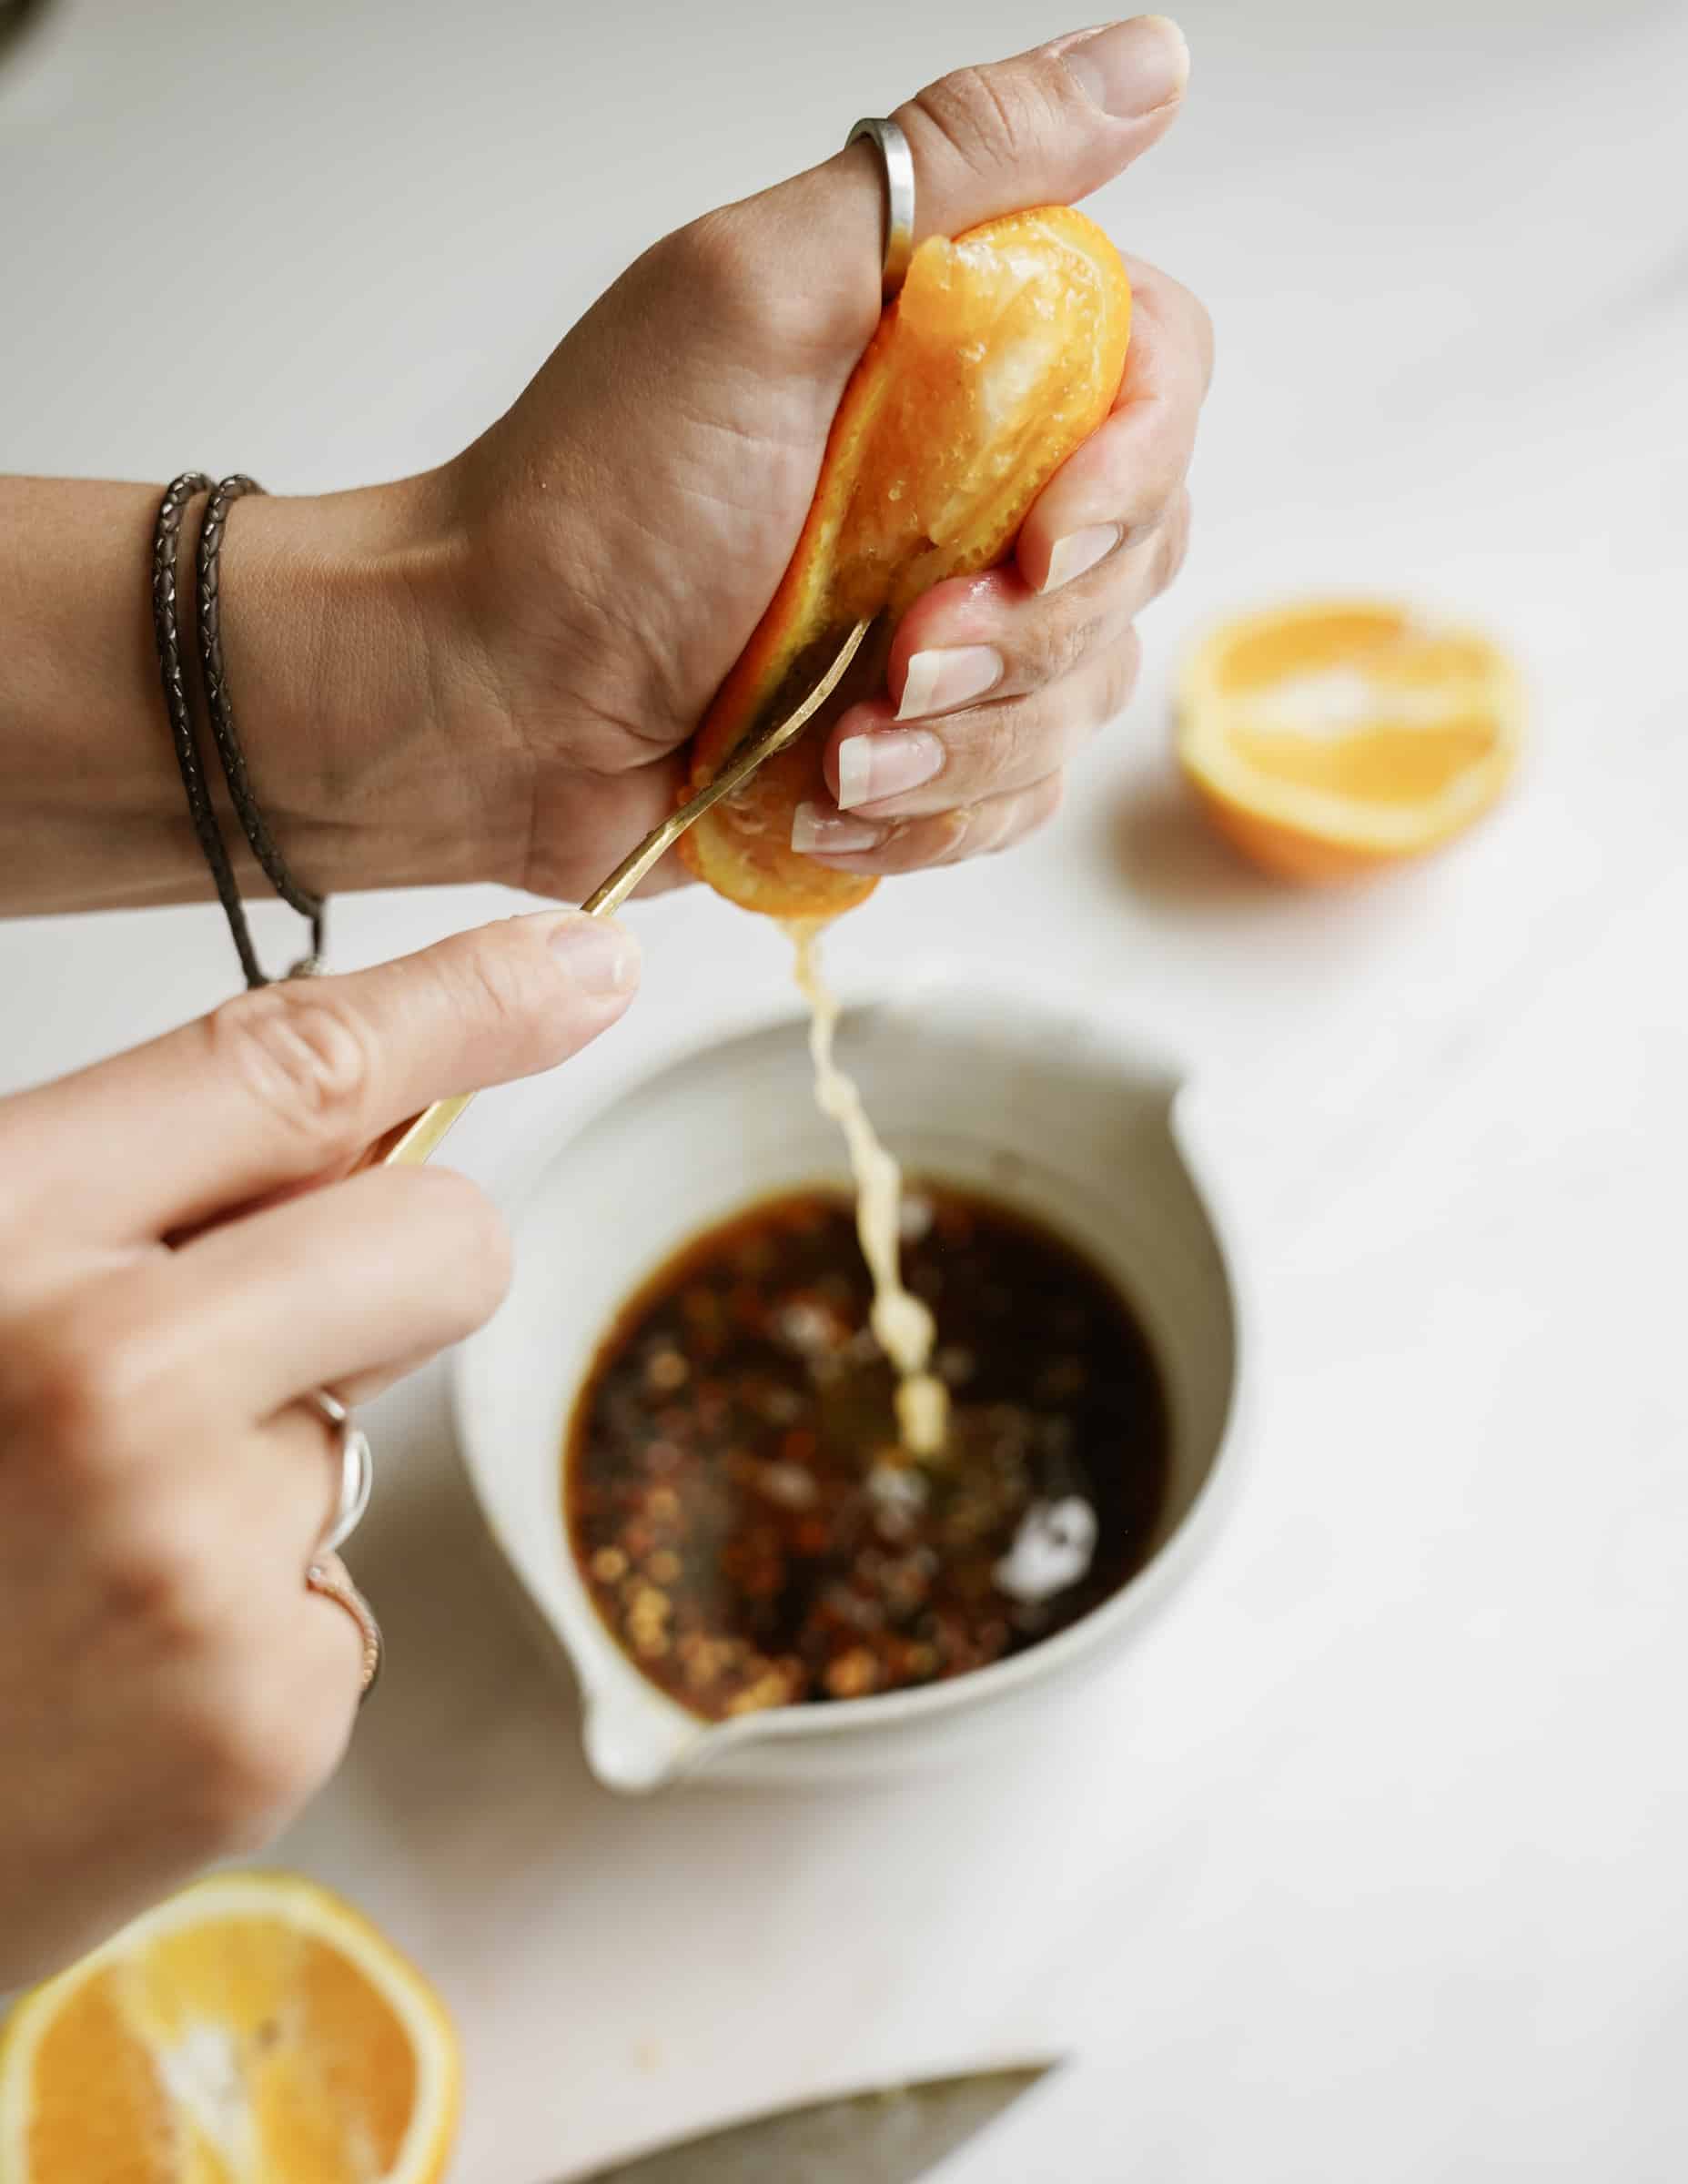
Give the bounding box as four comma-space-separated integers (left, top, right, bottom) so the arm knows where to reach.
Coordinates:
308, 1387, 373, 1554
306, 1551, 383, 1698
846, 116, 915, 298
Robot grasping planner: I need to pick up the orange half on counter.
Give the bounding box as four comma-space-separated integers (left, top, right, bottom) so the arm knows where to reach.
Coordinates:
679, 205, 1132, 919
1177, 599, 1524, 881
0, 1872, 460, 2184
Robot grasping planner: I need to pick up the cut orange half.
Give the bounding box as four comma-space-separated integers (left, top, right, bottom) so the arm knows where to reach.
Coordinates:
0, 1872, 460, 2183
1176, 599, 1523, 881
681, 203, 1132, 919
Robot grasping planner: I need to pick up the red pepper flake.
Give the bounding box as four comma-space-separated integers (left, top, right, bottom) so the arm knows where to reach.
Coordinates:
824, 1647, 878, 1700
645, 1347, 690, 1394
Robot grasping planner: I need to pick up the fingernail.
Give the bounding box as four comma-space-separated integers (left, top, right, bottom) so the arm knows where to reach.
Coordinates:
792, 802, 884, 854
1043, 522, 1120, 593
896, 645, 1005, 721
1061, 16, 1189, 117
545, 914, 641, 996
836, 728, 945, 810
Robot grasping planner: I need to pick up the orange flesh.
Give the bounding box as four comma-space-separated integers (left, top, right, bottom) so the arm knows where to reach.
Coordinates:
1177, 600, 1521, 883
12, 1905, 441, 2182
1228, 718, 1500, 804
679, 206, 1132, 917
1207, 609, 1492, 693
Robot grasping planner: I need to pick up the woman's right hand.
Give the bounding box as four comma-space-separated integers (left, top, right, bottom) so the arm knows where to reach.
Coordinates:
448, 15, 1205, 897
0, 910, 639, 1990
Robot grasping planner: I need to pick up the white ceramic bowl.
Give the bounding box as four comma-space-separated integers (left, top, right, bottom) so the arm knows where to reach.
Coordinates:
453, 966, 1248, 1792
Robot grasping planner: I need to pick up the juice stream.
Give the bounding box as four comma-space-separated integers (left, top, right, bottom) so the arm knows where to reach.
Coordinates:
785, 920, 949, 1457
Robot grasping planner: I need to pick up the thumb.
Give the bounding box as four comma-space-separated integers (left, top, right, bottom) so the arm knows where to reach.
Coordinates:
758, 16, 1188, 338
887, 15, 1188, 239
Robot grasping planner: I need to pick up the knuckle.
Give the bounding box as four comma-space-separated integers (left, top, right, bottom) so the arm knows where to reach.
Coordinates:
955, 804, 1003, 862
1121, 455, 1191, 545
1183, 286, 1218, 392
987, 694, 1062, 794
984, 795, 1026, 857
1157, 489, 1193, 592
207, 985, 376, 1159
8, 1302, 155, 1483
1098, 629, 1145, 722
94, 1506, 227, 1652
424, 924, 594, 1081
1137, 261, 1217, 396
1026, 601, 1105, 690
995, 776, 1065, 857
874, 814, 949, 875
935, 804, 991, 866
434, 930, 541, 1057
1026, 774, 1067, 841
913, 64, 1051, 177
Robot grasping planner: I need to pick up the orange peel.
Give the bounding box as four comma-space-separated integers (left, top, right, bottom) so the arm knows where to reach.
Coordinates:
679, 205, 1132, 917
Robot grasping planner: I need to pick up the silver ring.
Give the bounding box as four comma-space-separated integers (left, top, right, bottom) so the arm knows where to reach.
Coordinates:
308, 1389, 372, 1554
846, 116, 916, 298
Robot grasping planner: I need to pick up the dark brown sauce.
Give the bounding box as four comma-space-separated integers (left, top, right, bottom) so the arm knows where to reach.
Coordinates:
564, 1183, 1168, 1720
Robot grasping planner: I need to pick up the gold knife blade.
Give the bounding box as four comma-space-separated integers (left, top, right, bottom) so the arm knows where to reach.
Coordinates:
359, 616, 873, 1173
561, 2063, 1057, 2184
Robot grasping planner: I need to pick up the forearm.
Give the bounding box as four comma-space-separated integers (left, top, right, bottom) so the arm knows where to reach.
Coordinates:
0, 473, 526, 915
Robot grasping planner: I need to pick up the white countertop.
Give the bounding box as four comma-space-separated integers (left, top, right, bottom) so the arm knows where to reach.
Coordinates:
5, 2, 1685, 2177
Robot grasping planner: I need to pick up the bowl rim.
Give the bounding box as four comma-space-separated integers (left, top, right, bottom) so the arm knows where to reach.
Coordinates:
450, 953, 1255, 1764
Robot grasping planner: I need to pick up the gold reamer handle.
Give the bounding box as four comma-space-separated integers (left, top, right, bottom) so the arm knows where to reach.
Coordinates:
359, 618, 873, 1170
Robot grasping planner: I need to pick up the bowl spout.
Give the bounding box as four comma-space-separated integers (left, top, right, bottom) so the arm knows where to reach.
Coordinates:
581, 1683, 713, 1794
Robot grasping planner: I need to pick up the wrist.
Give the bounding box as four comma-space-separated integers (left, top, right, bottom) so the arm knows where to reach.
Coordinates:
221, 471, 531, 895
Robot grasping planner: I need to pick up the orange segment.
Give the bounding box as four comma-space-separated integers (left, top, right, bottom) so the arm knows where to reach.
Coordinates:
0, 1873, 460, 2184
1176, 599, 1523, 881
680, 205, 1132, 919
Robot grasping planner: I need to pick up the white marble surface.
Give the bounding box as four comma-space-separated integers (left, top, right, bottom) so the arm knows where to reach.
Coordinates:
4, 1, 1686, 2177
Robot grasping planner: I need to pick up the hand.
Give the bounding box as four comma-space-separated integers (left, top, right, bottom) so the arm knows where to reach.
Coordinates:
0, 911, 638, 1987
0, 18, 1209, 922
405, 15, 1210, 896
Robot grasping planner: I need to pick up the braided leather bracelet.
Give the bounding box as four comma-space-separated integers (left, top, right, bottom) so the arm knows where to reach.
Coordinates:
196, 475, 327, 974
150, 472, 327, 986
151, 473, 268, 987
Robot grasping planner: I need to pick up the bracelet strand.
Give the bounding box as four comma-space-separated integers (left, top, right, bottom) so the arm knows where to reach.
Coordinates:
196, 475, 326, 974
150, 473, 267, 988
